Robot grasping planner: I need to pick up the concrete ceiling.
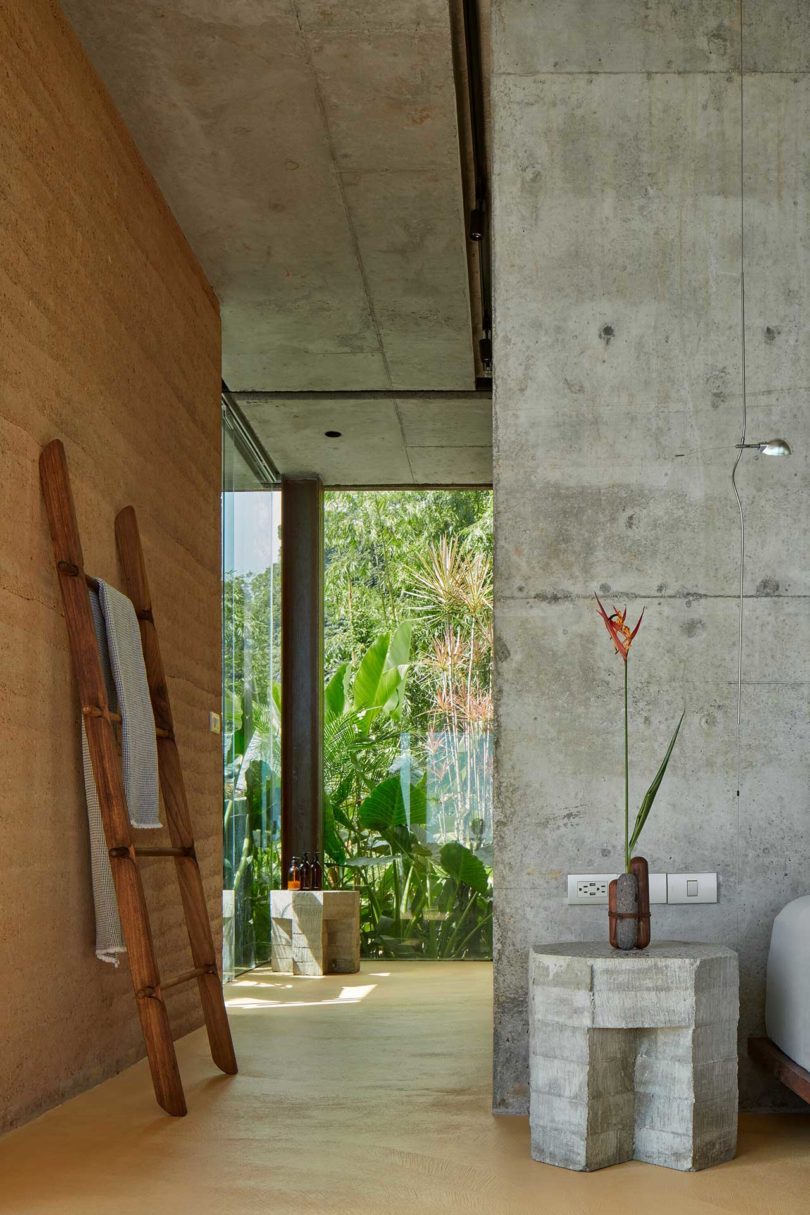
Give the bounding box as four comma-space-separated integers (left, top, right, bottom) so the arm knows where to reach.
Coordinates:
236, 390, 492, 487
63, 0, 491, 485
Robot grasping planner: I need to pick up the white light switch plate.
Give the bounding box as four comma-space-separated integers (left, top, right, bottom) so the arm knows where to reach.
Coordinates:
648, 872, 667, 905
667, 873, 717, 904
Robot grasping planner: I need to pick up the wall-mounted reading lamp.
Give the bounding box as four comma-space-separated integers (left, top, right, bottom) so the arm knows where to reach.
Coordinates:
735, 439, 792, 457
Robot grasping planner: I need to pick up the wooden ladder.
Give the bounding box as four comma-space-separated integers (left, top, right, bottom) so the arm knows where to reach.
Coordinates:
40, 439, 237, 1116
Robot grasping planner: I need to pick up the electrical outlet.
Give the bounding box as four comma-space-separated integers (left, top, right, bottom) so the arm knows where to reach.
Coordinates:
567, 873, 668, 906
567, 874, 618, 905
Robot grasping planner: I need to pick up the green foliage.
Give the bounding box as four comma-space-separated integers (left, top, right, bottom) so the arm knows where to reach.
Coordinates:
358, 774, 427, 832
223, 489, 494, 967
323, 491, 492, 727
223, 704, 281, 972
325, 662, 349, 718
351, 621, 412, 731
439, 840, 489, 896
323, 500, 495, 957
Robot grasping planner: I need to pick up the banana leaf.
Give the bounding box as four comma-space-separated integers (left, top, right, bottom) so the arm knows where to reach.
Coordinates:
325, 662, 349, 721
353, 634, 390, 712
352, 623, 412, 731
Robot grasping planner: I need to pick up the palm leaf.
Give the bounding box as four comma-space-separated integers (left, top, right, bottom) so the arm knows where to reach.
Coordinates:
629, 711, 685, 854
323, 798, 347, 864
323, 707, 371, 780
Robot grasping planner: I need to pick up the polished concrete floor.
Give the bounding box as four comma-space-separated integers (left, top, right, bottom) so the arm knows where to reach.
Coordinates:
2, 962, 810, 1214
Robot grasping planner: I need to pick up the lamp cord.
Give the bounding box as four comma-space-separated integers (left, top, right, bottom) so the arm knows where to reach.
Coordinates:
733, 3, 747, 798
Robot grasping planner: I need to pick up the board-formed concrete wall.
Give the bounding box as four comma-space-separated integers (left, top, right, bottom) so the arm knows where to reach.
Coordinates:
0, 1, 221, 1131
492, 0, 810, 1113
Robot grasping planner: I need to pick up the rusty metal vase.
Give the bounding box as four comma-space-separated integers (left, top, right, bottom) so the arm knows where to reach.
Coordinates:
631, 855, 651, 950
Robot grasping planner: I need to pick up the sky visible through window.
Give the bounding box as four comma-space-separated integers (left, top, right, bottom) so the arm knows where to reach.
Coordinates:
223, 491, 281, 576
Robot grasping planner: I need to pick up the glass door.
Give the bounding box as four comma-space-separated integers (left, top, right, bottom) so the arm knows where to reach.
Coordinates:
221, 405, 281, 978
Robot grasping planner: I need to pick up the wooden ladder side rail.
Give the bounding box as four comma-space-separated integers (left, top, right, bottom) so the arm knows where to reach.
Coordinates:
39, 440, 187, 1117
115, 505, 238, 1078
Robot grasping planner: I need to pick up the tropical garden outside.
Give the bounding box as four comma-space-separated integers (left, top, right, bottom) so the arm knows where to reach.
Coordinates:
222, 484, 493, 973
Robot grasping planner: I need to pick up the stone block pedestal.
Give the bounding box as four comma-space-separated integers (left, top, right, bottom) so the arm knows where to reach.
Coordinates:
530, 942, 739, 1172
270, 890, 360, 976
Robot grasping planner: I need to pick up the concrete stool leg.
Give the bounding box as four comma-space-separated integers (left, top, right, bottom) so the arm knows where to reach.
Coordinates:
531, 1026, 636, 1171
634, 1024, 738, 1170
270, 916, 293, 973
292, 894, 327, 976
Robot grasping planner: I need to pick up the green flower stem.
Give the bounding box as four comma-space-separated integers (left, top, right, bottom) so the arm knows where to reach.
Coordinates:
624, 657, 630, 873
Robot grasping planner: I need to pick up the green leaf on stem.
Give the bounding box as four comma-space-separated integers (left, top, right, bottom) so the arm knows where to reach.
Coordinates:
325, 662, 350, 721
439, 841, 490, 895
629, 711, 685, 854
358, 774, 427, 832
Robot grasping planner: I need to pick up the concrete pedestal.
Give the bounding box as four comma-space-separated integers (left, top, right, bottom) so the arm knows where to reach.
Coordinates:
530, 942, 739, 1172
270, 889, 360, 976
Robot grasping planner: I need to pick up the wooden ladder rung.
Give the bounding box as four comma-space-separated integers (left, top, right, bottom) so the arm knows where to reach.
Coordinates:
134, 846, 195, 859
82, 705, 172, 739
161, 966, 215, 993
135, 966, 215, 1000
108, 845, 194, 859
163, 966, 214, 991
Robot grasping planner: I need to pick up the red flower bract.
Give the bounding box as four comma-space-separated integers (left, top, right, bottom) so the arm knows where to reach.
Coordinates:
595, 595, 643, 663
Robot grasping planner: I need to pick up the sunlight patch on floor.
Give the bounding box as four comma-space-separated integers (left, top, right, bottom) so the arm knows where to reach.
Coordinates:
227, 982, 377, 1011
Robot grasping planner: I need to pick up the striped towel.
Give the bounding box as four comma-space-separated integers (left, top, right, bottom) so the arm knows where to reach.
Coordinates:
81, 580, 161, 965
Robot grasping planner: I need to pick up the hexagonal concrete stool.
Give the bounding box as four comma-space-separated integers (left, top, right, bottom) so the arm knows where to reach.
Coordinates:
529, 942, 739, 1172
270, 889, 360, 976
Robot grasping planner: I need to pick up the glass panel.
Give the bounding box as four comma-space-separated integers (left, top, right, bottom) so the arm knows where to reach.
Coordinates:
222, 424, 281, 979
323, 490, 493, 959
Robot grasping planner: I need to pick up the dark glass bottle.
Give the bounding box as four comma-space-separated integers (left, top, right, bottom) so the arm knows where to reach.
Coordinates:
287, 856, 301, 890
310, 852, 323, 890
300, 852, 312, 890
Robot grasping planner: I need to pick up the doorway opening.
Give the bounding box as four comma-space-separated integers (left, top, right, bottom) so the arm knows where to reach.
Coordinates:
323, 490, 493, 960
221, 453, 493, 973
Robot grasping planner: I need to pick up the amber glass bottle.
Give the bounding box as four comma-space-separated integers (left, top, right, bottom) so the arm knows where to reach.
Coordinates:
287, 856, 301, 890
300, 852, 312, 890
310, 852, 323, 890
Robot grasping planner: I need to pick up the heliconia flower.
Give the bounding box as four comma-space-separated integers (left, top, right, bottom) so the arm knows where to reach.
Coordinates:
595, 595, 644, 663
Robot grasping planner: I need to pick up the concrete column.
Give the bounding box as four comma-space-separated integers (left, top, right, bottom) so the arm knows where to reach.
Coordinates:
492, 1, 810, 1115
281, 476, 324, 879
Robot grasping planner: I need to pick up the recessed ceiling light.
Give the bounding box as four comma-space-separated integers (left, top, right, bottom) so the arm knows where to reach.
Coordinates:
324, 430, 342, 438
